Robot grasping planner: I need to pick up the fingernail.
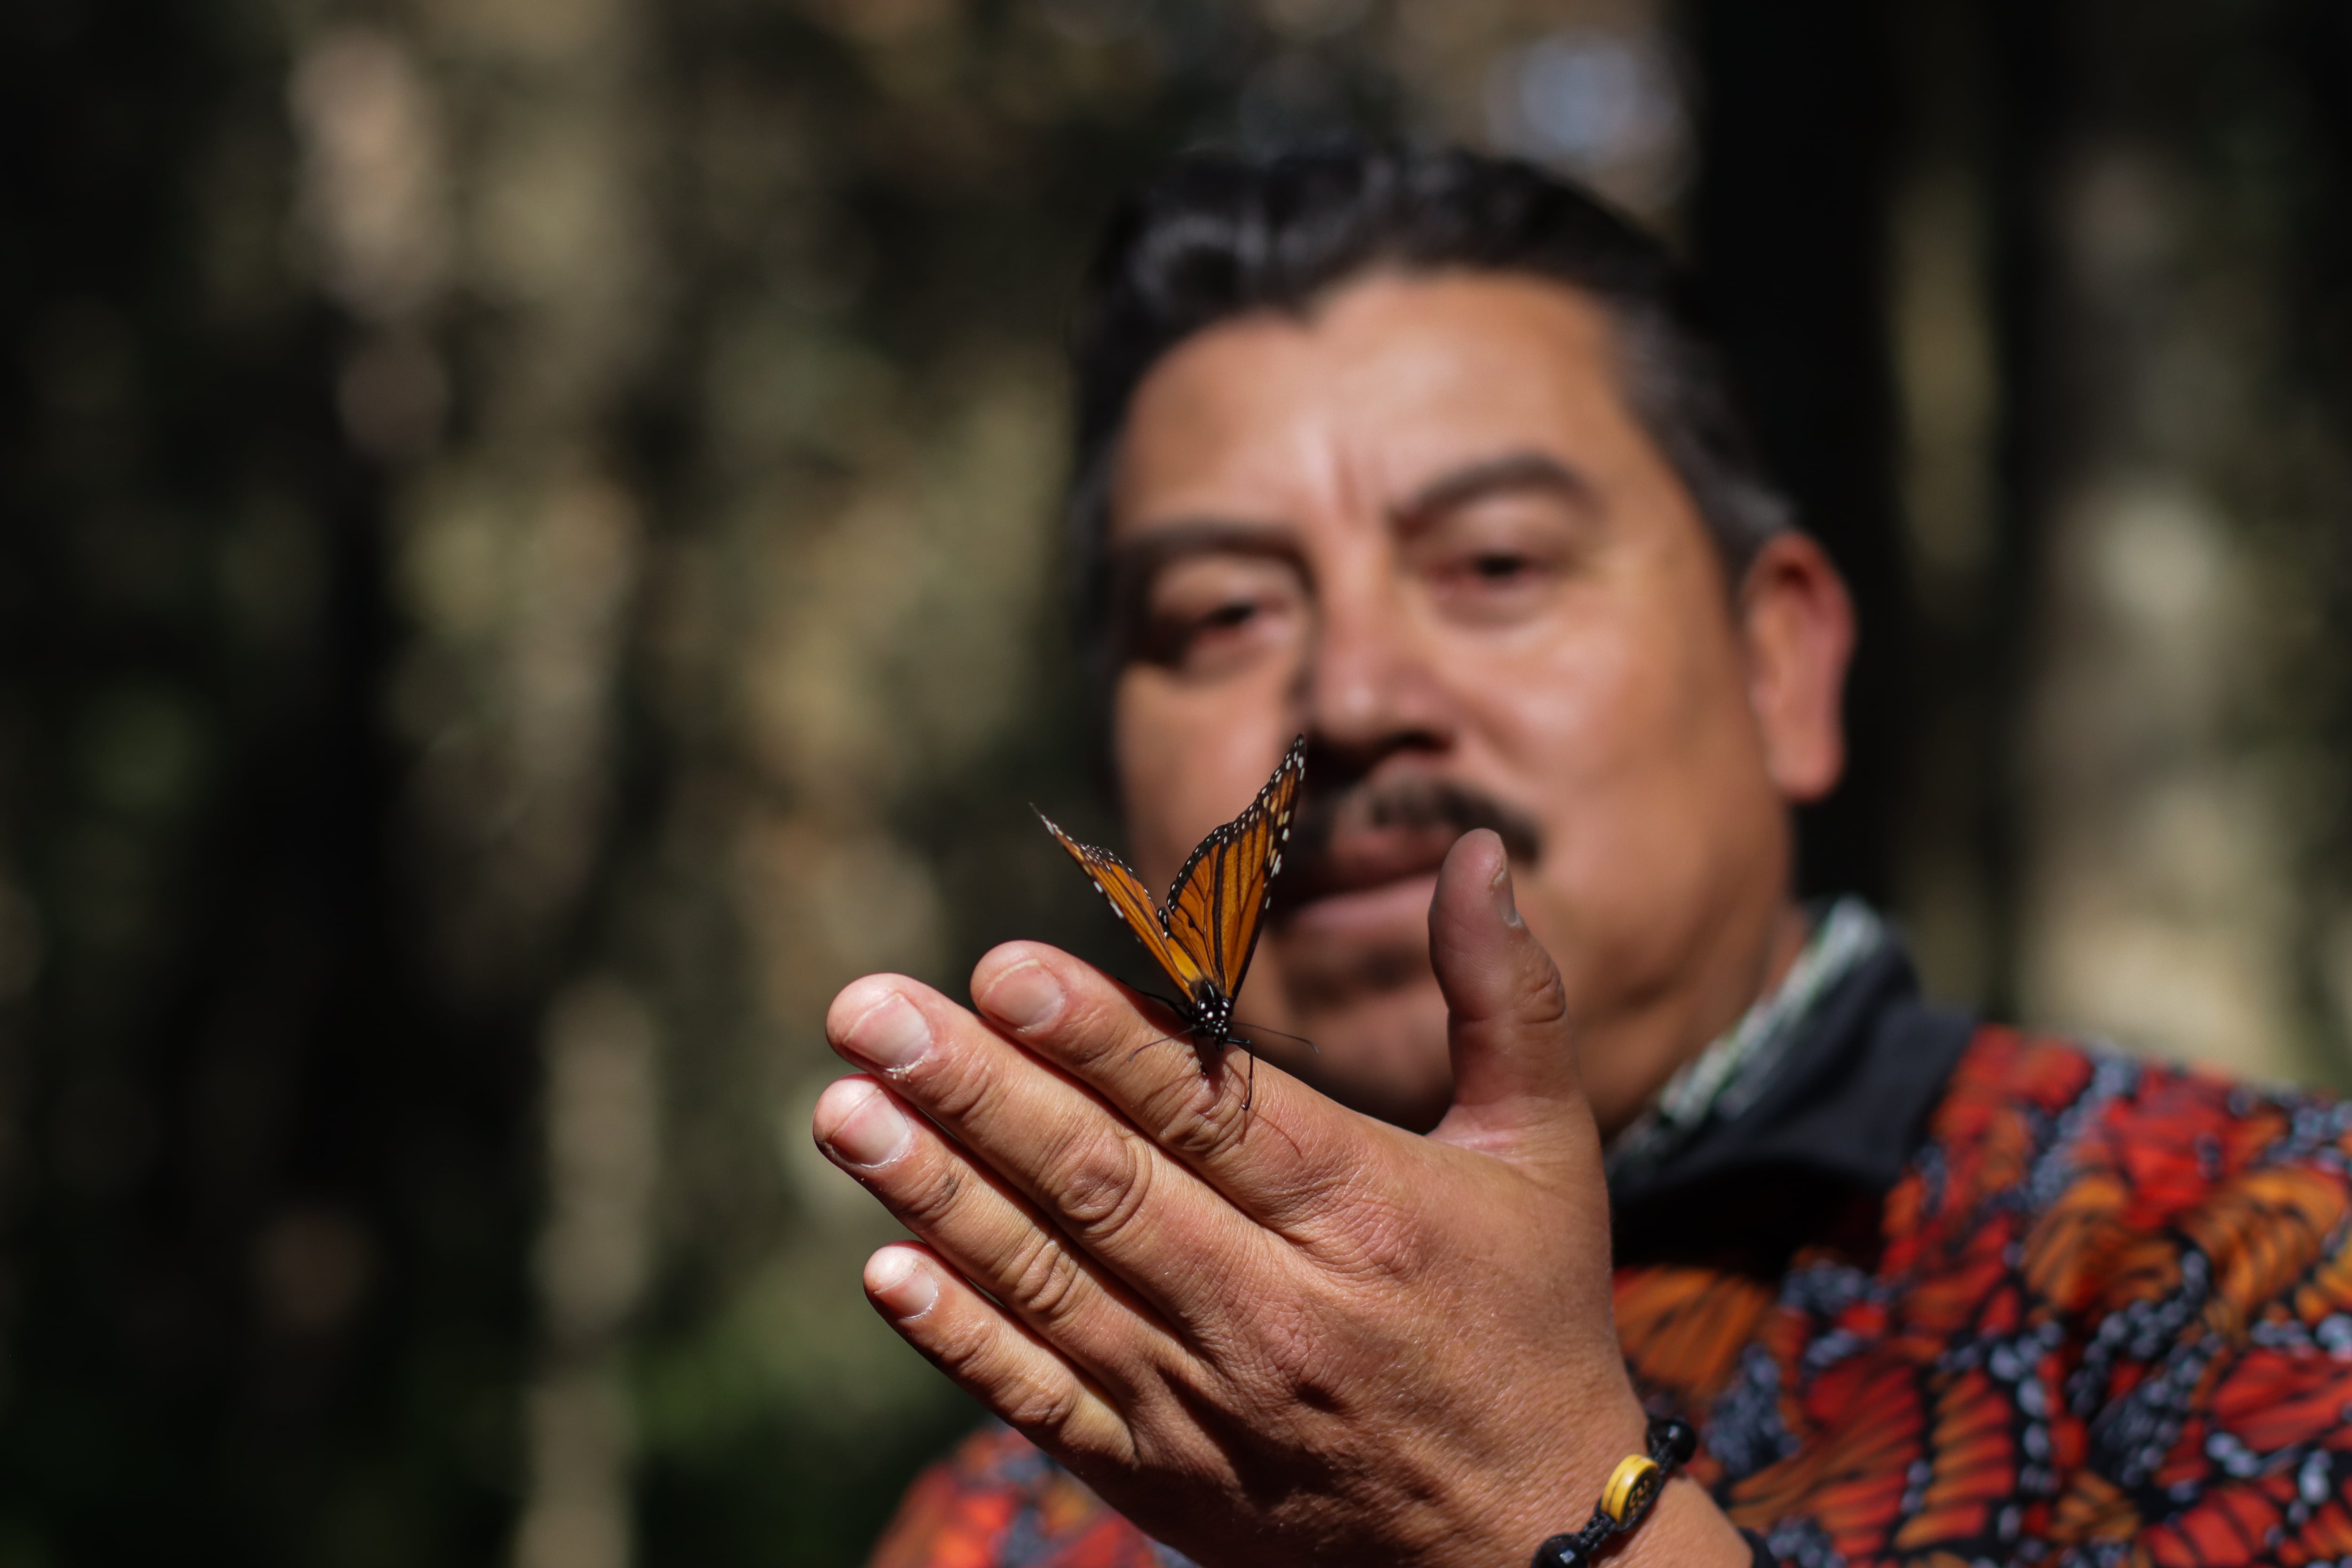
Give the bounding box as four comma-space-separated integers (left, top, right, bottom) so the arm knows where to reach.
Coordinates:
846, 991, 932, 1071
817, 1078, 912, 1166
866, 1247, 939, 1318
984, 962, 1065, 1032
1491, 860, 1523, 928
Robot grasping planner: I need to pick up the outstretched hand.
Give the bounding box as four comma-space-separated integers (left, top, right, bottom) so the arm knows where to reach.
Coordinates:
812, 829, 1748, 1568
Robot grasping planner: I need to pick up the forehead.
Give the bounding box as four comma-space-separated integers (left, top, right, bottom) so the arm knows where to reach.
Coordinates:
1109, 270, 1655, 534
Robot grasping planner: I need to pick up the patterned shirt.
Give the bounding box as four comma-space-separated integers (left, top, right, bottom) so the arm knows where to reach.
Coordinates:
866, 938, 2352, 1568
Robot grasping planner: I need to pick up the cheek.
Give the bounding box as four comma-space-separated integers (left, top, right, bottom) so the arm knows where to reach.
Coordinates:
1459, 594, 1720, 793
1449, 598, 1770, 969
1112, 663, 1297, 887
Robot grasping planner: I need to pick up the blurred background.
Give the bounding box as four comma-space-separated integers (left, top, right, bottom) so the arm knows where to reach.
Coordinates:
2, 0, 2350, 1562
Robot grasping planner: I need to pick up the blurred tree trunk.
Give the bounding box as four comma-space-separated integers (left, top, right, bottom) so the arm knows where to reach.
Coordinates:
1881, 0, 2007, 1009
1685, 0, 1906, 912
1986, 0, 2352, 1080
294, 0, 667, 1556
0, 3, 533, 1564
296, 3, 663, 1566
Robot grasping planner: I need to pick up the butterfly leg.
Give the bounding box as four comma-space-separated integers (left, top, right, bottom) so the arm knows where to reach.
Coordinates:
1119, 993, 1203, 1066
1124, 1031, 1192, 1064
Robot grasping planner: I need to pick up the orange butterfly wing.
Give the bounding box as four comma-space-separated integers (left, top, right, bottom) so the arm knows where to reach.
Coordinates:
1038, 736, 1305, 1018
1036, 815, 1216, 1002
1163, 735, 1305, 1004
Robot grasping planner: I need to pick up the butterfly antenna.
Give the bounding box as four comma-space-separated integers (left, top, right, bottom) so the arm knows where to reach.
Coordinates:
1233, 1021, 1320, 1056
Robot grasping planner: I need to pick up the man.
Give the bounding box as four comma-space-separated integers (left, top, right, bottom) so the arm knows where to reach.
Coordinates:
810, 146, 2352, 1568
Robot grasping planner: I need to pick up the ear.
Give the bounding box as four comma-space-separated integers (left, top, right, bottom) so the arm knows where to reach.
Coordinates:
1737, 532, 1855, 804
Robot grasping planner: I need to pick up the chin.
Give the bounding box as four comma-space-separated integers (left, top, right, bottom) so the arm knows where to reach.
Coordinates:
1251, 965, 1455, 1132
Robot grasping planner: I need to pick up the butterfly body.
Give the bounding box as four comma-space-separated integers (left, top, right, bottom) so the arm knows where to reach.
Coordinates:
1037, 737, 1306, 1076
1165, 974, 1237, 1067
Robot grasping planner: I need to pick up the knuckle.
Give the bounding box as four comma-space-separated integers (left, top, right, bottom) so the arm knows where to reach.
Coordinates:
1049, 1124, 1153, 1238
1519, 960, 1571, 1031
1053, 995, 1135, 1070
1005, 1229, 1091, 1326
915, 1047, 1003, 1126
928, 1306, 1002, 1380
1000, 1374, 1084, 1442
1144, 1069, 1251, 1163
891, 1156, 968, 1232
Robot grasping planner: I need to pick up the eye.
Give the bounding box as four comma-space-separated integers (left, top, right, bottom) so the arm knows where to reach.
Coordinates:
1427, 541, 1562, 605
1203, 599, 1258, 629
1126, 554, 1305, 677
1156, 594, 1276, 667
1404, 488, 1589, 624
1142, 592, 1263, 658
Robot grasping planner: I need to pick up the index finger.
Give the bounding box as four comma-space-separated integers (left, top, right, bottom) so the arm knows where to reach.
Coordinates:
966, 941, 1394, 1233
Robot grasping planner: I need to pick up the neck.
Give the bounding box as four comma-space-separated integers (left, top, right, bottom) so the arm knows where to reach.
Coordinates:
1575, 895, 1812, 1141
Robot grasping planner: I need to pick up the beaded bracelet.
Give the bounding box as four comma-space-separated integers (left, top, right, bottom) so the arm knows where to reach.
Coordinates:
1528, 1415, 1698, 1568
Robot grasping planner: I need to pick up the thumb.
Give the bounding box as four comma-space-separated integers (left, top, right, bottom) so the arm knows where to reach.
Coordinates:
1425, 829, 1596, 1172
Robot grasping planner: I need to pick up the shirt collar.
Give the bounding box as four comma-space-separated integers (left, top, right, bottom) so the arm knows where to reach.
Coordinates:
1606, 897, 1891, 1182
1604, 900, 1977, 1214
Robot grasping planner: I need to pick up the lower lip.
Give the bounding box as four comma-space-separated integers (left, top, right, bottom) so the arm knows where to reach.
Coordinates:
1281, 873, 1442, 944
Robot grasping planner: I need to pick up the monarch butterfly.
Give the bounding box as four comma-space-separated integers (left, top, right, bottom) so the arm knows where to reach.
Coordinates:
1035, 735, 1306, 1086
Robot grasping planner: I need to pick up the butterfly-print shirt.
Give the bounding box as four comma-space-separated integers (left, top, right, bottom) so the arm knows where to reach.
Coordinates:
866, 920, 2352, 1568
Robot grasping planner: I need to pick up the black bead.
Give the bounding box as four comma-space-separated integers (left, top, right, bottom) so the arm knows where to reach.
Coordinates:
1649, 1414, 1698, 1467
1532, 1532, 1589, 1568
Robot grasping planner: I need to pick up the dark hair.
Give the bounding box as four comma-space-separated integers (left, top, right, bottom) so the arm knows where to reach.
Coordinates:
1066, 142, 1791, 665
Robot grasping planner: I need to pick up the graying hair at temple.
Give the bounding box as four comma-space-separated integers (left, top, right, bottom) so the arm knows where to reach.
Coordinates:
1060, 141, 1796, 683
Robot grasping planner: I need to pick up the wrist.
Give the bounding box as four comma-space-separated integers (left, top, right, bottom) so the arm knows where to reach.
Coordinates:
1608, 1478, 1750, 1568
1463, 1393, 1650, 1568
1523, 1415, 1749, 1568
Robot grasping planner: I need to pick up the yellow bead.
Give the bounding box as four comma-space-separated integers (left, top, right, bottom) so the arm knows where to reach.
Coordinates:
1599, 1455, 1663, 1528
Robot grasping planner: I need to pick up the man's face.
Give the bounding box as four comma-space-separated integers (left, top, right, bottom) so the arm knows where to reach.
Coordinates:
1104, 271, 1842, 1130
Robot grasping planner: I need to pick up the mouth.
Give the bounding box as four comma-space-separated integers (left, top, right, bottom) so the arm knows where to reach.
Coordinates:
1279, 820, 1458, 905
1268, 768, 1546, 952
1278, 870, 1447, 945
1275, 811, 1498, 945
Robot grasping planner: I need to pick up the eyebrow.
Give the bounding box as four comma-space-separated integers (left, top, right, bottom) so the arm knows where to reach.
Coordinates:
1104, 518, 1303, 596
1100, 448, 1598, 622
1391, 449, 1601, 533
1101, 519, 1304, 656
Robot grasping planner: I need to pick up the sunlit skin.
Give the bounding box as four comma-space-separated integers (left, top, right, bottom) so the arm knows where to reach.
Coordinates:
811, 271, 1855, 1568
1107, 272, 1851, 1131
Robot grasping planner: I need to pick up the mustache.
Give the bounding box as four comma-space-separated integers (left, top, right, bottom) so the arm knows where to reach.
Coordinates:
1280, 773, 1545, 888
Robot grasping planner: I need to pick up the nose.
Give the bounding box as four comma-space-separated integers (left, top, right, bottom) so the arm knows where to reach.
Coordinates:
1295, 559, 1455, 784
